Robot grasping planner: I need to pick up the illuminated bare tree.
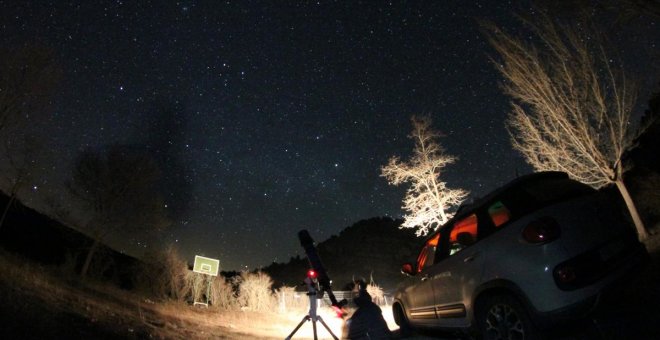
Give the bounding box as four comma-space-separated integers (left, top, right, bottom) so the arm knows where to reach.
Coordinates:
485, 16, 649, 239
381, 116, 468, 237
68, 147, 170, 277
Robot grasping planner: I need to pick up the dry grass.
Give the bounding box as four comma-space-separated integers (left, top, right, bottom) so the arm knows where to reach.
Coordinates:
0, 248, 402, 339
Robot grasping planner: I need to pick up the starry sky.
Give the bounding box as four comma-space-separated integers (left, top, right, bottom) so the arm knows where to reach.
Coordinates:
2, 1, 658, 271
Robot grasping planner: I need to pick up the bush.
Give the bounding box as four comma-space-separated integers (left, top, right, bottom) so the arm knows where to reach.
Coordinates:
236, 271, 275, 312
366, 282, 385, 306
275, 285, 307, 313
135, 245, 192, 301
210, 276, 237, 310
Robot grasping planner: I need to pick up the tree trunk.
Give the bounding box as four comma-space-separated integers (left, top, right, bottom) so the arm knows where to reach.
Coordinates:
0, 194, 17, 231
614, 179, 649, 241
80, 237, 101, 278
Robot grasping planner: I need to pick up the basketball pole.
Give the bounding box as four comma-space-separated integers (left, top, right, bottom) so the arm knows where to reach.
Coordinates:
192, 255, 220, 307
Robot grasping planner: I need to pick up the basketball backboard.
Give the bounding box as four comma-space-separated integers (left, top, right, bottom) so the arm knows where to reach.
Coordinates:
193, 255, 220, 276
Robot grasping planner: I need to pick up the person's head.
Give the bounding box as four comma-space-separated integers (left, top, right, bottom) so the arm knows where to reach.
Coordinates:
353, 280, 372, 307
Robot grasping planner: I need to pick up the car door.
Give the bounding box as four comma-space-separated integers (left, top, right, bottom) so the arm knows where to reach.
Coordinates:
429, 213, 486, 328
405, 233, 441, 321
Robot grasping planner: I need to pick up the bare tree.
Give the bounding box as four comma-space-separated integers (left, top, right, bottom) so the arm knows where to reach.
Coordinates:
534, 0, 660, 22
484, 16, 649, 239
381, 116, 468, 237
0, 45, 59, 228
68, 146, 170, 277
0, 45, 60, 134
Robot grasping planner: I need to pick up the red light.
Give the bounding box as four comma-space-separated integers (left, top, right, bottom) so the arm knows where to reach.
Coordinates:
522, 217, 560, 244
307, 269, 317, 279
556, 265, 576, 283
332, 305, 346, 318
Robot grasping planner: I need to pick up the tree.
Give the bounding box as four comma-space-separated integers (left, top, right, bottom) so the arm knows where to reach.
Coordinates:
381, 116, 468, 237
0, 44, 59, 228
534, 0, 660, 22
68, 146, 170, 277
0, 45, 60, 134
484, 16, 649, 240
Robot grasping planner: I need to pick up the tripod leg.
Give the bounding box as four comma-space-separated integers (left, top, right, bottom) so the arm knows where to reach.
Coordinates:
312, 318, 318, 340
316, 316, 339, 340
285, 315, 311, 340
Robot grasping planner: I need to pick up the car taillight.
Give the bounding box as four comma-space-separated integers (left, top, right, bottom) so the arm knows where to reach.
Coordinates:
522, 216, 560, 244
554, 265, 577, 283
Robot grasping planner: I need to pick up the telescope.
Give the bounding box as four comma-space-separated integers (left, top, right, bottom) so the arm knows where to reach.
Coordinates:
286, 230, 345, 340
298, 229, 345, 309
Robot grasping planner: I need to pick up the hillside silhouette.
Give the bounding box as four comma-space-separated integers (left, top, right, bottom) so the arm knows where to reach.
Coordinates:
0, 192, 138, 287
263, 217, 421, 292
0, 191, 424, 293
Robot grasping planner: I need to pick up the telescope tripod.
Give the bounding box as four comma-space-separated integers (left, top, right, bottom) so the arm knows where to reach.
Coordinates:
285, 277, 339, 340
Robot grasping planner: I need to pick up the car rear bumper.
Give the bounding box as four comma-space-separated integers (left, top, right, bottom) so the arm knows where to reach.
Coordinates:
531, 241, 650, 329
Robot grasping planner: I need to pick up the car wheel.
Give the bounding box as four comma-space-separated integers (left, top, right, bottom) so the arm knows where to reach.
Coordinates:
393, 303, 412, 336
476, 294, 539, 340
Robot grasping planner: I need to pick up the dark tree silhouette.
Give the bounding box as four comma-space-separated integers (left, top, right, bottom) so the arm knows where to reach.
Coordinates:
135, 99, 193, 226
0, 44, 60, 228
68, 146, 170, 277
534, 0, 660, 21
0, 45, 60, 133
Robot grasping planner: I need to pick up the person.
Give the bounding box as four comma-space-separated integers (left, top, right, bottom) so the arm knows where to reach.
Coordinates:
342, 281, 392, 340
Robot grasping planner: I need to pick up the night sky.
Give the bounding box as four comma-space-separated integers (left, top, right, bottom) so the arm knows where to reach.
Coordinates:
2, 1, 658, 271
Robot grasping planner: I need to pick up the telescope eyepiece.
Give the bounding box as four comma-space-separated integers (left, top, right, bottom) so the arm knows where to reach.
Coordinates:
298, 229, 314, 247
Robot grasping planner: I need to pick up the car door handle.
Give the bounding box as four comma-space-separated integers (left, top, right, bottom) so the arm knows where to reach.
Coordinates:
464, 252, 480, 263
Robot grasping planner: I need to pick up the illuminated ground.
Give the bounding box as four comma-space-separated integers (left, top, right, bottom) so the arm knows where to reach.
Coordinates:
0, 232, 659, 339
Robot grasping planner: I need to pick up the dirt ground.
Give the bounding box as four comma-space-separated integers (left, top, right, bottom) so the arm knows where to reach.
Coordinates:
1, 232, 659, 340
0, 252, 291, 339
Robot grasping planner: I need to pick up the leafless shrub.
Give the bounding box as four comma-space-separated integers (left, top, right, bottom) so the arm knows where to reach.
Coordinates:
136, 245, 192, 302
210, 277, 238, 310
191, 273, 209, 304
366, 282, 386, 306
275, 285, 307, 313
237, 271, 275, 312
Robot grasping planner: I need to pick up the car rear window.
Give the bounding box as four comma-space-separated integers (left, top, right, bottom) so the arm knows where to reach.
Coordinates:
522, 177, 594, 203
489, 177, 594, 228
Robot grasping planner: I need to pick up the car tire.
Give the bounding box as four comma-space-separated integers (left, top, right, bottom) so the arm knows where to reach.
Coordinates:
476, 294, 540, 340
393, 303, 413, 337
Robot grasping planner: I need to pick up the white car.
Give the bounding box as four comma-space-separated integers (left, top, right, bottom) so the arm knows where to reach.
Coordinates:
392, 172, 648, 339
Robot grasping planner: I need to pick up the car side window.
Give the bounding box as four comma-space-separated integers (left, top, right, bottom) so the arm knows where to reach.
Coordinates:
488, 201, 511, 227
416, 233, 440, 272
448, 214, 478, 256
